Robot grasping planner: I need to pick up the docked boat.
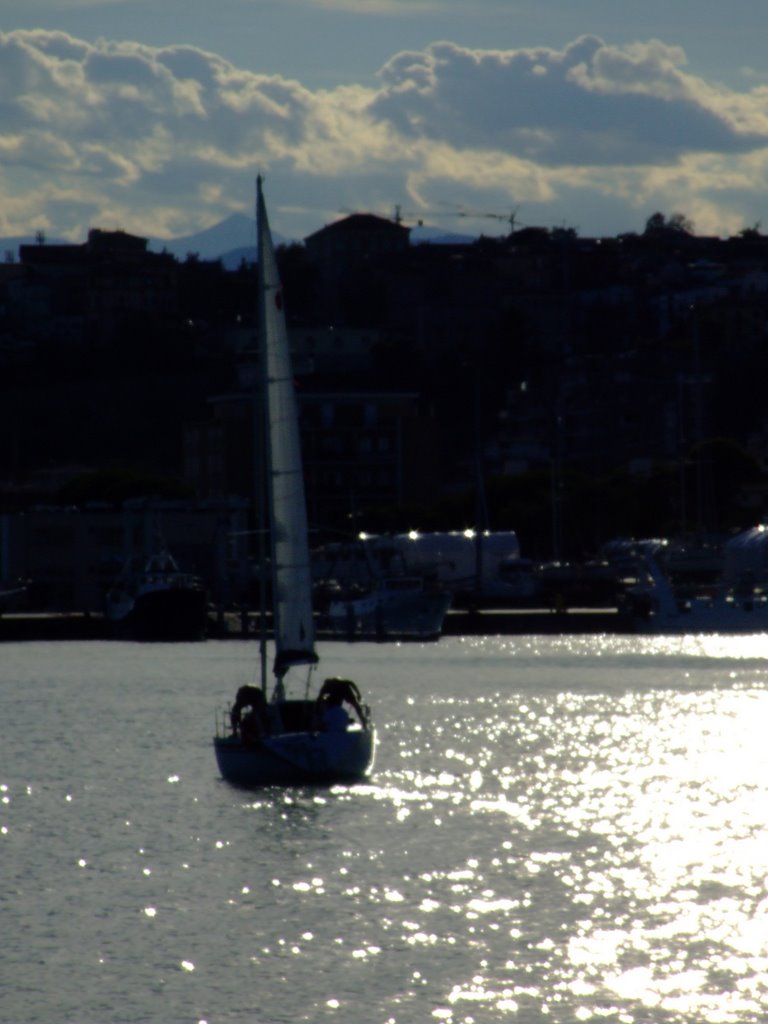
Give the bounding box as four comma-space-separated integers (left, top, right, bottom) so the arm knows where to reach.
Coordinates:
105, 545, 208, 641
323, 575, 451, 640
213, 177, 376, 786
615, 536, 768, 634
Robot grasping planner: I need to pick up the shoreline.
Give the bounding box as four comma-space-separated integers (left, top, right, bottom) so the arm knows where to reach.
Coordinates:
0, 606, 632, 641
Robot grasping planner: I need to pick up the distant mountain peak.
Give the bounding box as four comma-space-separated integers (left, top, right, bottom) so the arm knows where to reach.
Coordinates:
149, 212, 256, 260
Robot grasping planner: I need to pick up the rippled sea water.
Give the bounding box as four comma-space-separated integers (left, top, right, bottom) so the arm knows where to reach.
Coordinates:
3, 634, 768, 1023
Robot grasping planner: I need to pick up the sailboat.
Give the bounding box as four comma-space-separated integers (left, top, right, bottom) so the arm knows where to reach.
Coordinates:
213, 178, 376, 786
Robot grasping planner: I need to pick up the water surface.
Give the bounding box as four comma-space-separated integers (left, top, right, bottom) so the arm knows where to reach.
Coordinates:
3, 634, 768, 1023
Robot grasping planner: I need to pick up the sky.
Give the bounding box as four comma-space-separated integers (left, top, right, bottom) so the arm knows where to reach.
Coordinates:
2, 0, 768, 245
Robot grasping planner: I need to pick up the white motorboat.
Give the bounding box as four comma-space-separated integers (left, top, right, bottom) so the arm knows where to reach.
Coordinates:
622, 540, 768, 634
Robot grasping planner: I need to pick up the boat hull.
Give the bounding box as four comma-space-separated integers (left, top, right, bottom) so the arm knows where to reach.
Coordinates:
633, 603, 768, 634
108, 586, 209, 641
130, 586, 208, 641
214, 727, 375, 786
326, 591, 451, 640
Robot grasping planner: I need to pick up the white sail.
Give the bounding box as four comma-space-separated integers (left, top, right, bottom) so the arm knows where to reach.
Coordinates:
257, 177, 317, 676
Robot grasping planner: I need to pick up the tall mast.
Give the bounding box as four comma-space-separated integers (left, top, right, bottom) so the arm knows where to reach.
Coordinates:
256, 177, 269, 690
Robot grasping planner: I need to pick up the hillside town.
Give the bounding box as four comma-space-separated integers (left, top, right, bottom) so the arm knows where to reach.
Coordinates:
2, 209, 768, 619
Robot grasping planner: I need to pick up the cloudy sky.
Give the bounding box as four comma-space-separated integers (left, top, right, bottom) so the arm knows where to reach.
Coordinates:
2, 0, 768, 244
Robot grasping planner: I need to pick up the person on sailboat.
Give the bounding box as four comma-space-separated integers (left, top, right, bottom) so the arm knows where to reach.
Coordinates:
316, 677, 368, 732
230, 685, 270, 743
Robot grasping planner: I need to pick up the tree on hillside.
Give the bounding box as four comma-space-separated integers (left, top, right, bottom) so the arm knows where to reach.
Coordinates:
644, 211, 695, 237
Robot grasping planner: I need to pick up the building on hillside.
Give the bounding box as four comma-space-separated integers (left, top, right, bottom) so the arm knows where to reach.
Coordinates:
183, 388, 440, 529
13, 229, 178, 345
304, 213, 410, 321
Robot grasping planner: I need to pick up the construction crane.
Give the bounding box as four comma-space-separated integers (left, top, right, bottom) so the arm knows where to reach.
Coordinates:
338, 202, 525, 235
441, 204, 521, 234
339, 205, 461, 228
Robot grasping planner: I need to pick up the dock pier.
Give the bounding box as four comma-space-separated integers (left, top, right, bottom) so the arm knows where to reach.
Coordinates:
0, 606, 631, 641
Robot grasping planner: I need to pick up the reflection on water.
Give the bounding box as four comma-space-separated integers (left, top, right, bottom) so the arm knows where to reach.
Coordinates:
372, 636, 768, 1022
3, 636, 768, 1022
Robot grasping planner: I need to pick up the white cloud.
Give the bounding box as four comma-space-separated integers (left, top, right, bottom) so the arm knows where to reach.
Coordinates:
370, 37, 766, 166
1, 29, 768, 242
